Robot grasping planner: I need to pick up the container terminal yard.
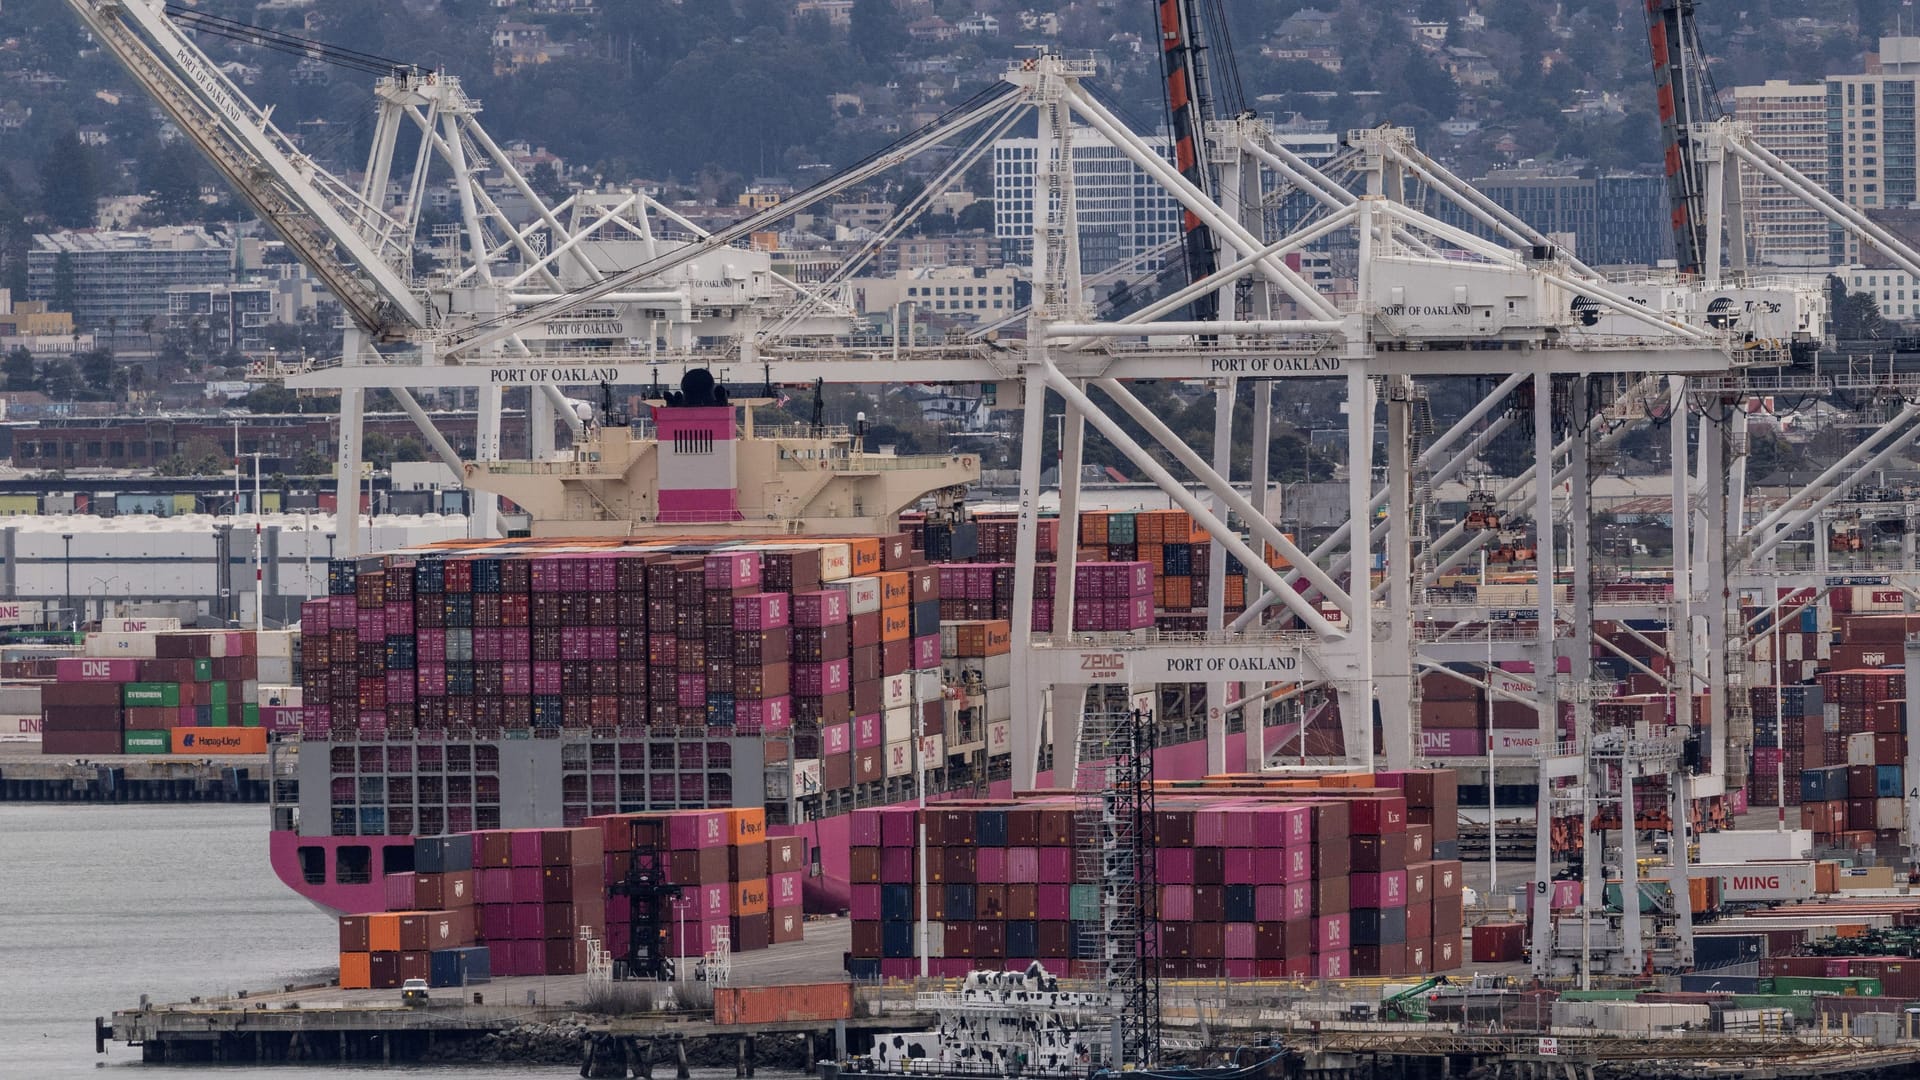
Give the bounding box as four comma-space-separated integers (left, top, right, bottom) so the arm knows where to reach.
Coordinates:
19, 0, 1920, 1077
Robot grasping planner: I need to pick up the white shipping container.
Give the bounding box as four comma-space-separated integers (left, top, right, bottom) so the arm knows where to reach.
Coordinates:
1786, 633, 1805, 663
1552, 1000, 1711, 1033
987, 720, 1012, 756
0, 600, 46, 626
884, 739, 912, 778
920, 733, 945, 761
1697, 830, 1812, 863
816, 544, 851, 582
882, 674, 911, 710
99, 617, 180, 633
883, 706, 913, 744
0, 684, 41, 715
791, 758, 821, 797
1816, 634, 1832, 660
259, 684, 301, 707
256, 630, 295, 659
986, 686, 1012, 723
83, 632, 158, 658
831, 576, 881, 615
1849, 732, 1877, 767
256, 657, 294, 685
1878, 797, 1904, 830
913, 670, 942, 701
1685, 861, 1816, 903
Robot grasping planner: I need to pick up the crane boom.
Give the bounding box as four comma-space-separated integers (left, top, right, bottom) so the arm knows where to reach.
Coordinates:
1644, 0, 1716, 277
64, 0, 426, 338
1157, 0, 1220, 321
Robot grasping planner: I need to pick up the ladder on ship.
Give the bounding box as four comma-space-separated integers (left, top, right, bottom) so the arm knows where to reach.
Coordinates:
1073, 706, 1159, 1067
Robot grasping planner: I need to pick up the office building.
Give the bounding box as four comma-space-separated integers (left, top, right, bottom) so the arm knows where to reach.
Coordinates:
28, 227, 240, 335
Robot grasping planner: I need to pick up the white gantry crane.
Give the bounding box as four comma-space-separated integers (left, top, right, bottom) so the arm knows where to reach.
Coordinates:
75, 0, 1821, 821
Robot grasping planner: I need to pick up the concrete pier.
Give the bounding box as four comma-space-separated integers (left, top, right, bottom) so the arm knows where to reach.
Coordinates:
0, 751, 277, 803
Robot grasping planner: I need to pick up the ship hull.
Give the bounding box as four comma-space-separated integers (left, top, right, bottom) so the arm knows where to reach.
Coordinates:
269, 728, 1273, 915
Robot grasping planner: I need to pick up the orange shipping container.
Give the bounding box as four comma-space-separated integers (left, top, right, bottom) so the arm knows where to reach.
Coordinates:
878, 572, 912, 609
729, 808, 767, 845
171, 727, 267, 754
955, 620, 1012, 656
368, 912, 402, 952
713, 983, 855, 1026
734, 878, 770, 916
845, 539, 882, 576
339, 952, 371, 990
1080, 512, 1109, 545
881, 609, 912, 643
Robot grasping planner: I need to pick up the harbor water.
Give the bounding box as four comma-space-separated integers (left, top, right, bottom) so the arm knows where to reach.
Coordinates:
0, 802, 593, 1077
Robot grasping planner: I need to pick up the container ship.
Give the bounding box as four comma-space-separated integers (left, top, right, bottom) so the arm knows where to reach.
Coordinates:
270, 372, 1302, 921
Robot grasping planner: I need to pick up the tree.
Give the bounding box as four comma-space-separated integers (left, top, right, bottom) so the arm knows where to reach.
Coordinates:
49, 253, 76, 317
850, 0, 907, 62
2, 347, 33, 393
139, 141, 209, 222
39, 132, 100, 229
1829, 275, 1892, 339
76, 347, 118, 400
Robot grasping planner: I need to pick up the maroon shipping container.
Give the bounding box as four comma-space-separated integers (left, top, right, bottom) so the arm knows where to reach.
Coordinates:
1472, 922, 1525, 963
1351, 943, 1408, 977
41, 729, 124, 754
1351, 833, 1408, 873
339, 916, 371, 953
1313, 876, 1350, 918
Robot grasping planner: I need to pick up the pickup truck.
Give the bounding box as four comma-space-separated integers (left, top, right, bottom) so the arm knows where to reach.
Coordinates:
401, 979, 430, 1005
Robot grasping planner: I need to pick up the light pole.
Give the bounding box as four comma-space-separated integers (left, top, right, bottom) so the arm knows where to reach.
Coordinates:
59, 533, 73, 631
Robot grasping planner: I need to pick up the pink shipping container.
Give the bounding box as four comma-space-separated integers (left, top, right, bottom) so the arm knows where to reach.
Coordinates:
510, 902, 544, 939
55, 657, 139, 682
850, 885, 881, 920
670, 811, 733, 849
1224, 959, 1258, 979
1317, 914, 1351, 951
502, 663, 531, 694
878, 806, 915, 846
794, 659, 850, 696
676, 674, 707, 708
1315, 950, 1350, 978
418, 629, 446, 662
532, 662, 562, 695
508, 940, 544, 975
1161, 885, 1194, 921
480, 904, 513, 940
1038, 848, 1073, 882
847, 809, 879, 845
976, 847, 1006, 883
823, 723, 852, 757
510, 831, 544, 866
771, 871, 804, 908
511, 866, 544, 902
733, 593, 789, 630
1224, 849, 1259, 885
793, 591, 849, 626
706, 551, 763, 589
589, 626, 617, 659
383, 872, 414, 911
912, 635, 940, 669
1036, 885, 1069, 921
1282, 846, 1312, 883
880, 847, 912, 881
1348, 796, 1409, 834
853, 714, 883, 750
1225, 922, 1258, 958
696, 883, 729, 922
1253, 886, 1286, 922
477, 867, 513, 902
1825, 959, 1852, 978
1351, 871, 1407, 908
1285, 881, 1313, 921
1158, 848, 1196, 884
737, 696, 791, 732
301, 599, 331, 632
1007, 847, 1040, 882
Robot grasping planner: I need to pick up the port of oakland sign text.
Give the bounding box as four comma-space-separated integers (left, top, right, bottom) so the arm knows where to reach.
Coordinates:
488, 366, 625, 385
1062, 648, 1303, 683
1206, 357, 1344, 375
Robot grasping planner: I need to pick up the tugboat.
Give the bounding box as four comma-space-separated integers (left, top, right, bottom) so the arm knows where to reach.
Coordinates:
822, 964, 1299, 1080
